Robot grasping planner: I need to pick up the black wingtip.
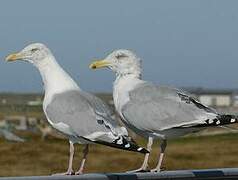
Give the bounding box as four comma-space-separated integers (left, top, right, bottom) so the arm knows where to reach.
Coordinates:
113, 136, 149, 154
191, 114, 238, 128
128, 144, 149, 154
139, 148, 150, 154
82, 136, 149, 154
96, 139, 149, 154
217, 114, 238, 125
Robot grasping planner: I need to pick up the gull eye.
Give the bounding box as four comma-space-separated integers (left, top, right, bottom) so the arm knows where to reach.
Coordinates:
115, 54, 127, 59
31, 48, 39, 53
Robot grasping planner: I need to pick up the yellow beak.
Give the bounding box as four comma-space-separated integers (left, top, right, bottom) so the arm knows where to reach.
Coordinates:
89, 60, 111, 69
5, 52, 23, 62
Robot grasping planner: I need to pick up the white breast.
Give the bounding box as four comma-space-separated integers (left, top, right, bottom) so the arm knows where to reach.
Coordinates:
113, 75, 144, 117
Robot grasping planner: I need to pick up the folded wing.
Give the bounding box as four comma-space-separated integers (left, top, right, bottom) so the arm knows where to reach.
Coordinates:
122, 83, 218, 132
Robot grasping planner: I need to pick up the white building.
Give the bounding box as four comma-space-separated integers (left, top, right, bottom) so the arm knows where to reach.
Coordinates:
188, 89, 237, 108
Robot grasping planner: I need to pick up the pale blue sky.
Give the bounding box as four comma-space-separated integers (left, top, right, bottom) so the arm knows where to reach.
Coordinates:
1, 0, 238, 93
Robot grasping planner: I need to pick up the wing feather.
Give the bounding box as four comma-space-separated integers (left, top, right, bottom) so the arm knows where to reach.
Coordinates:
45, 90, 115, 141
122, 83, 218, 132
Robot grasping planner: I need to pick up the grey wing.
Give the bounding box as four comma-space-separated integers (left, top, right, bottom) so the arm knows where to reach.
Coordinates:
122, 83, 218, 132
45, 90, 116, 142
81, 91, 128, 136
81, 92, 113, 116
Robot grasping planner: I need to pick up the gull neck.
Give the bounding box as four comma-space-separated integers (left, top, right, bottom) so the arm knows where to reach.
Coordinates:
34, 55, 80, 98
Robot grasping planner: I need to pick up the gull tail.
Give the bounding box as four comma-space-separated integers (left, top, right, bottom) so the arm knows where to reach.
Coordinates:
83, 136, 149, 154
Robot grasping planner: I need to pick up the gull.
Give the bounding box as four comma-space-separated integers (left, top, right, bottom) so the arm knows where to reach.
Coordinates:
90, 49, 238, 172
5, 44, 148, 175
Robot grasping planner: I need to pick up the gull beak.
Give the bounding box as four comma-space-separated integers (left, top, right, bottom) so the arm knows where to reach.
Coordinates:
89, 60, 111, 69
5, 52, 23, 62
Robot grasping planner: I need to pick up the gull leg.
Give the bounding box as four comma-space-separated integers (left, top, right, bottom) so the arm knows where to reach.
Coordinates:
127, 137, 153, 173
75, 144, 89, 175
53, 141, 75, 176
151, 139, 167, 172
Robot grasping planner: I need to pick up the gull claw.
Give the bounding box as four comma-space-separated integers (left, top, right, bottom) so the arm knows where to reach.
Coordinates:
52, 170, 75, 176
151, 166, 166, 173
126, 168, 150, 173
75, 171, 83, 175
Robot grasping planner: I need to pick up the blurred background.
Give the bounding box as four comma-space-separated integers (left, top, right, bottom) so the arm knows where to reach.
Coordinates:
1, 0, 238, 176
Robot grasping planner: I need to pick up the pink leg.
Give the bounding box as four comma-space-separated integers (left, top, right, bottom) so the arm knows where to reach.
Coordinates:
127, 137, 153, 173
75, 144, 89, 175
52, 141, 75, 176
151, 139, 167, 172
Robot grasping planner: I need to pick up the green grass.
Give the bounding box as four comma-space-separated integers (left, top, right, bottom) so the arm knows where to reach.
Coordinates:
0, 133, 238, 177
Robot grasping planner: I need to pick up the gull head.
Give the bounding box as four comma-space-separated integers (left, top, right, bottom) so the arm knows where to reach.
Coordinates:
90, 49, 142, 77
5, 43, 52, 65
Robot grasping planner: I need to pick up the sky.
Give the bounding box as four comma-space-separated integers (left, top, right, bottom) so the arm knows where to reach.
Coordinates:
1, 0, 238, 93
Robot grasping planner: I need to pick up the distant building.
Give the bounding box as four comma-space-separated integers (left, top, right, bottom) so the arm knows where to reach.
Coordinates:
27, 96, 43, 106
187, 88, 238, 108
1, 99, 7, 104
0, 93, 43, 105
